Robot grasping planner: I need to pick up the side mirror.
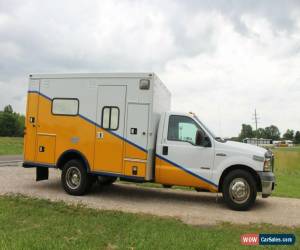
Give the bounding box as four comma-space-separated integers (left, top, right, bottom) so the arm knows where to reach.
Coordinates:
203, 136, 212, 147
195, 130, 211, 147
195, 130, 203, 146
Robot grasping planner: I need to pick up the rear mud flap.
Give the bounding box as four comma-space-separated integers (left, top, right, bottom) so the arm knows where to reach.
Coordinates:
36, 167, 49, 181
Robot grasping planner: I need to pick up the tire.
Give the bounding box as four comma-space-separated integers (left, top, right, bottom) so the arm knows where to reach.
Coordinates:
97, 176, 117, 186
61, 159, 95, 196
162, 184, 172, 188
222, 169, 257, 211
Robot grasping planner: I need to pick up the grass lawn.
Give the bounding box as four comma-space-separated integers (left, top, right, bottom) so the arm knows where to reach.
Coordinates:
272, 146, 300, 199
0, 137, 23, 155
0, 195, 298, 250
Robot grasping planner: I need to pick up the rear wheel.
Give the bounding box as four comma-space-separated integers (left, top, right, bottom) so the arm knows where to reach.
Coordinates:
222, 169, 257, 211
61, 159, 95, 196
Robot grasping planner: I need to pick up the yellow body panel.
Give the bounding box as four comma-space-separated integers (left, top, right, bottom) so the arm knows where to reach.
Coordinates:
24, 93, 39, 162
36, 134, 56, 164
124, 160, 146, 178
125, 143, 147, 160
25, 92, 147, 178
94, 128, 124, 173
155, 157, 217, 192
33, 93, 96, 168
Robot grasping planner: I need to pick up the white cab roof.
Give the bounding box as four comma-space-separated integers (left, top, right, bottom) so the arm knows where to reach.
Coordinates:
167, 111, 197, 117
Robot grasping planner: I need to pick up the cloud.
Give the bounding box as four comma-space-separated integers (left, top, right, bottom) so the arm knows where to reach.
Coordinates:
0, 0, 299, 136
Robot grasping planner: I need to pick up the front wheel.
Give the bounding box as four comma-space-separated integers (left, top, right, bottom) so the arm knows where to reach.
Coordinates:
222, 169, 257, 211
61, 159, 95, 196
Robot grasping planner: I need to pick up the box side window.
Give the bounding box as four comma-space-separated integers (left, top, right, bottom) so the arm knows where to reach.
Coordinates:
52, 98, 79, 116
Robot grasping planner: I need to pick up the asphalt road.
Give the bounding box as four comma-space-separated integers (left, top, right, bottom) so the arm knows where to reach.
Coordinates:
0, 163, 299, 227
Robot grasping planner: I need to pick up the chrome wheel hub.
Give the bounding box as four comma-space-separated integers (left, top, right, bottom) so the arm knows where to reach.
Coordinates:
229, 178, 250, 204
66, 167, 81, 189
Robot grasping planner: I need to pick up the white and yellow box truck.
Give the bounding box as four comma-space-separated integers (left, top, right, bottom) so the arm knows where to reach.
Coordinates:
23, 73, 275, 210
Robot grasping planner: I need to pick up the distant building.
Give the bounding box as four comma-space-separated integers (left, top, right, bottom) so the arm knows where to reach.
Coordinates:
243, 138, 272, 146
273, 140, 294, 147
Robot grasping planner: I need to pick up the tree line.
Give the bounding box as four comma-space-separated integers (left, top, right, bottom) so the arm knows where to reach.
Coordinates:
0, 105, 25, 137
237, 124, 300, 144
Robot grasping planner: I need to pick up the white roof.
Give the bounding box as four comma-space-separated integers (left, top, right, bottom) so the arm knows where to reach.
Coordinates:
29, 72, 156, 79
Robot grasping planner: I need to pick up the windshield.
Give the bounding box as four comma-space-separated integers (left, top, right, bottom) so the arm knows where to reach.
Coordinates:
193, 115, 226, 142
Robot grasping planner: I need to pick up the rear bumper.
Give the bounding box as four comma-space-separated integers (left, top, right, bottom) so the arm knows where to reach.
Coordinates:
23, 161, 55, 168
23, 161, 52, 181
258, 171, 275, 198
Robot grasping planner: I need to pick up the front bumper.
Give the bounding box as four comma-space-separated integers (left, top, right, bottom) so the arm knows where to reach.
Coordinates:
258, 171, 275, 198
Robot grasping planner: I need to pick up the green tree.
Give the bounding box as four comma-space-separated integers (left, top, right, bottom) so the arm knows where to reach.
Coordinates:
283, 129, 294, 140
264, 125, 280, 140
294, 131, 300, 144
239, 124, 254, 140
15, 114, 25, 137
0, 105, 25, 137
3, 105, 13, 113
255, 128, 266, 138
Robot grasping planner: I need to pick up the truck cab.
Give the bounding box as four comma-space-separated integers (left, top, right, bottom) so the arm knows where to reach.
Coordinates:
155, 111, 275, 210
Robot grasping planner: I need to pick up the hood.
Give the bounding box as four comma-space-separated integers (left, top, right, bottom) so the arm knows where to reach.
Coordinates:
223, 141, 267, 157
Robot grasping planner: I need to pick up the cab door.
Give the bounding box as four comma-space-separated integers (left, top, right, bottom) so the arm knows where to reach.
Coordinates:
156, 114, 215, 189
93, 85, 126, 173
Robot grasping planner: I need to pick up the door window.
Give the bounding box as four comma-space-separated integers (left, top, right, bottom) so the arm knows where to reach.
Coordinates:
102, 106, 119, 130
168, 115, 200, 144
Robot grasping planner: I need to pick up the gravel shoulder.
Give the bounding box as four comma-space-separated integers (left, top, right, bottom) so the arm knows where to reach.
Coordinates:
0, 155, 23, 162
0, 166, 299, 227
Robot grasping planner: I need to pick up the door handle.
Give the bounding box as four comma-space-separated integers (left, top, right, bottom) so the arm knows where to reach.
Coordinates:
29, 117, 35, 123
96, 132, 104, 139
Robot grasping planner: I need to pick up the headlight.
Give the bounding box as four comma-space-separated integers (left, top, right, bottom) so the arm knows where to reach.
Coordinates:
263, 159, 272, 172
264, 150, 274, 172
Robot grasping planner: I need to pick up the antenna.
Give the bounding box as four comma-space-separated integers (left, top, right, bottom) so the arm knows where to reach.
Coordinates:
252, 109, 260, 146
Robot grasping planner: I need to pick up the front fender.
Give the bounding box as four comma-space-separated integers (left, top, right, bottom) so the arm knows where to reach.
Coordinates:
211, 155, 262, 185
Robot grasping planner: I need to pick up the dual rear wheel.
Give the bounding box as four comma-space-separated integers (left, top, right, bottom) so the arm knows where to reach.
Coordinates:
61, 159, 116, 195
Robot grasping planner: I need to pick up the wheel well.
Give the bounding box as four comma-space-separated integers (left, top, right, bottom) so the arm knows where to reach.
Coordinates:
56, 150, 90, 172
218, 165, 262, 192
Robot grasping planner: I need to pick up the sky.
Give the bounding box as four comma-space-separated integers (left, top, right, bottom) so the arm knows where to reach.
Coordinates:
0, 0, 300, 137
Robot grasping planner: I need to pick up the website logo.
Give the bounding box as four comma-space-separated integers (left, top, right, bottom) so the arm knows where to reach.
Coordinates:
241, 233, 296, 246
